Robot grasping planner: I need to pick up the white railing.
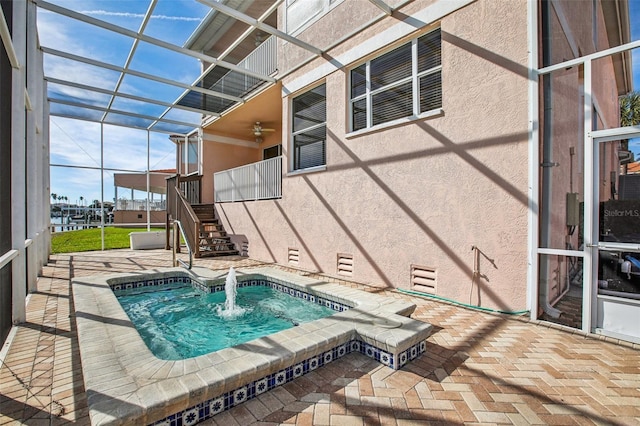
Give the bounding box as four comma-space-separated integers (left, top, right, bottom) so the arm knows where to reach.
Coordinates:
240, 35, 277, 78
214, 156, 282, 202
211, 35, 277, 95
116, 199, 166, 211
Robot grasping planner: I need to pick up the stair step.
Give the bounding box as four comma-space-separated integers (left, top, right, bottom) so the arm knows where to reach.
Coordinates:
199, 244, 236, 253
203, 240, 232, 245
198, 249, 240, 258
199, 232, 227, 238
200, 240, 234, 246
199, 238, 229, 243
175, 201, 239, 257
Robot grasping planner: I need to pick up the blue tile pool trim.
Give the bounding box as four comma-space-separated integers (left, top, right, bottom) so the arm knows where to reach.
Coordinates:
110, 276, 352, 313
150, 338, 427, 426
110, 275, 192, 291
107, 273, 427, 426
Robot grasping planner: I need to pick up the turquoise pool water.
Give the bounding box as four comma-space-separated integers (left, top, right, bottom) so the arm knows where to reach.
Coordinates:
114, 284, 335, 360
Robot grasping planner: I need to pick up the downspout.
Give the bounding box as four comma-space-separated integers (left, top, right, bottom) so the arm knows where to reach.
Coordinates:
539, 0, 562, 318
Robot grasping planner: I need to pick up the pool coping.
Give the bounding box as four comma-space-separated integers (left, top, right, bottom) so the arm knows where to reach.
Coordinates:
72, 266, 433, 425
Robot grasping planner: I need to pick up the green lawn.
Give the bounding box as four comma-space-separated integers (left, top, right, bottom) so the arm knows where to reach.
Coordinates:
51, 227, 165, 254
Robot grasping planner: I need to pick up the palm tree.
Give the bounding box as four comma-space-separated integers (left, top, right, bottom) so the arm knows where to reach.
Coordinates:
51, 193, 57, 203
620, 90, 640, 127
61, 196, 68, 221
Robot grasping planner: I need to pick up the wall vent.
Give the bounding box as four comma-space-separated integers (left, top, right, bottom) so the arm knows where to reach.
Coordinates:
288, 248, 299, 265
411, 264, 436, 294
337, 253, 353, 277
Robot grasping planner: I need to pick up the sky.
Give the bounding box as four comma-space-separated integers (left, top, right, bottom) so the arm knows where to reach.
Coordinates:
39, 0, 209, 205
39, 0, 640, 207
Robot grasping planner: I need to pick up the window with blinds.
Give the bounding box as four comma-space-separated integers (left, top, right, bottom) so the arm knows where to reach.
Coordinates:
292, 83, 326, 171
350, 28, 442, 131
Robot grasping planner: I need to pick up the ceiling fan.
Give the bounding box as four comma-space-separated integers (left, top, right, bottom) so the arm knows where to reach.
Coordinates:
250, 121, 275, 138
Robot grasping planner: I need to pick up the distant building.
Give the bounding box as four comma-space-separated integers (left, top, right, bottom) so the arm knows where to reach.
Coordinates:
113, 169, 175, 225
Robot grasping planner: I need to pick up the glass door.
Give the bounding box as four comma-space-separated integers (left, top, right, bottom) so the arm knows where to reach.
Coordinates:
590, 129, 640, 343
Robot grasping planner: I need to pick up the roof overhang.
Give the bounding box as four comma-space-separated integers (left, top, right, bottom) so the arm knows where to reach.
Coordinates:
602, 0, 633, 94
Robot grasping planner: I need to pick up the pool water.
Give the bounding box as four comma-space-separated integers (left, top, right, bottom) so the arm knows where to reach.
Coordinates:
115, 284, 335, 360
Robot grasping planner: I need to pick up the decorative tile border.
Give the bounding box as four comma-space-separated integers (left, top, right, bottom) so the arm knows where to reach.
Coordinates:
151, 338, 426, 426
110, 275, 352, 313
110, 275, 192, 292
109, 273, 426, 425
79, 267, 432, 426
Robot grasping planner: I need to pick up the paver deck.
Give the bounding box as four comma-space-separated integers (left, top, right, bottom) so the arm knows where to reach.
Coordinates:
1, 249, 639, 425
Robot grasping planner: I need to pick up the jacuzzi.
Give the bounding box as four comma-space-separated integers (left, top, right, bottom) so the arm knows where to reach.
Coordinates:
72, 266, 433, 425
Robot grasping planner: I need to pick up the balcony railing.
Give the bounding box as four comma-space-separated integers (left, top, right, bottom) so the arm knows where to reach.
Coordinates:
214, 156, 282, 202
116, 199, 166, 211
210, 35, 277, 97
240, 35, 277, 78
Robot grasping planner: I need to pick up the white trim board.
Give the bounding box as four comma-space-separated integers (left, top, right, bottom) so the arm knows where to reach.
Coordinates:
282, 0, 475, 96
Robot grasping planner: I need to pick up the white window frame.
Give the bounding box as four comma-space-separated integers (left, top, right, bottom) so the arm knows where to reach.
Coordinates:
179, 135, 200, 176
289, 83, 327, 174
348, 28, 442, 133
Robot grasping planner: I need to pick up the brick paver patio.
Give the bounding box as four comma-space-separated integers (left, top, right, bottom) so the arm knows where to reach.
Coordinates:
1, 249, 639, 425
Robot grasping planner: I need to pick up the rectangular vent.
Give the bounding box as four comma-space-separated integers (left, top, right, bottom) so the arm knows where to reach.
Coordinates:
411, 264, 436, 294
337, 253, 353, 277
288, 248, 299, 265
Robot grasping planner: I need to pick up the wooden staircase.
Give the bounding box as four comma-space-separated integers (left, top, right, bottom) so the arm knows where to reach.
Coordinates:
191, 204, 238, 257
166, 174, 239, 259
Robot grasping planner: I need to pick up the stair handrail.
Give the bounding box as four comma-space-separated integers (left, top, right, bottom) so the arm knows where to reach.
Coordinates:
172, 219, 193, 269
174, 186, 201, 258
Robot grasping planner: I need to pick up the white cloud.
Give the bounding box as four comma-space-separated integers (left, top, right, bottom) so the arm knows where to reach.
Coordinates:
49, 117, 177, 203
79, 10, 201, 22
41, 1, 198, 203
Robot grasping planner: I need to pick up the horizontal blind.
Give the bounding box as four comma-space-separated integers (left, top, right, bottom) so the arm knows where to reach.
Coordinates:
370, 43, 412, 91
294, 125, 326, 169
292, 84, 326, 170
417, 29, 441, 72
292, 84, 326, 133
349, 27, 442, 131
372, 81, 412, 126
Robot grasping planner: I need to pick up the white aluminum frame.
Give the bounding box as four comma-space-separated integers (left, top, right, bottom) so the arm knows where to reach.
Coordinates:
532, 31, 640, 335
589, 128, 640, 338
347, 28, 442, 133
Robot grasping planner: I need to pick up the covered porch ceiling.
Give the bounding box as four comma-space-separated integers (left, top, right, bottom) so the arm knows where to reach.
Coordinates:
113, 170, 175, 194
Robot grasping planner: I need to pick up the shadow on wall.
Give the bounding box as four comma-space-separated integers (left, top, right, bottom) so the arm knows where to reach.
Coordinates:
327, 127, 522, 311
228, 234, 249, 257
220, 30, 533, 309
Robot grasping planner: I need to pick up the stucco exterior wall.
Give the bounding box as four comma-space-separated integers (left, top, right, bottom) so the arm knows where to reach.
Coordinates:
114, 210, 166, 225
215, 0, 531, 311
200, 138, 262, 204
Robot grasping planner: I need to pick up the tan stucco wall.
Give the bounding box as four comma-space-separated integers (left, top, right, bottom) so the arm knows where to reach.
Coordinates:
114, 210, 166, 225
200, 139, 262, 204
214, 0, 531, 311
